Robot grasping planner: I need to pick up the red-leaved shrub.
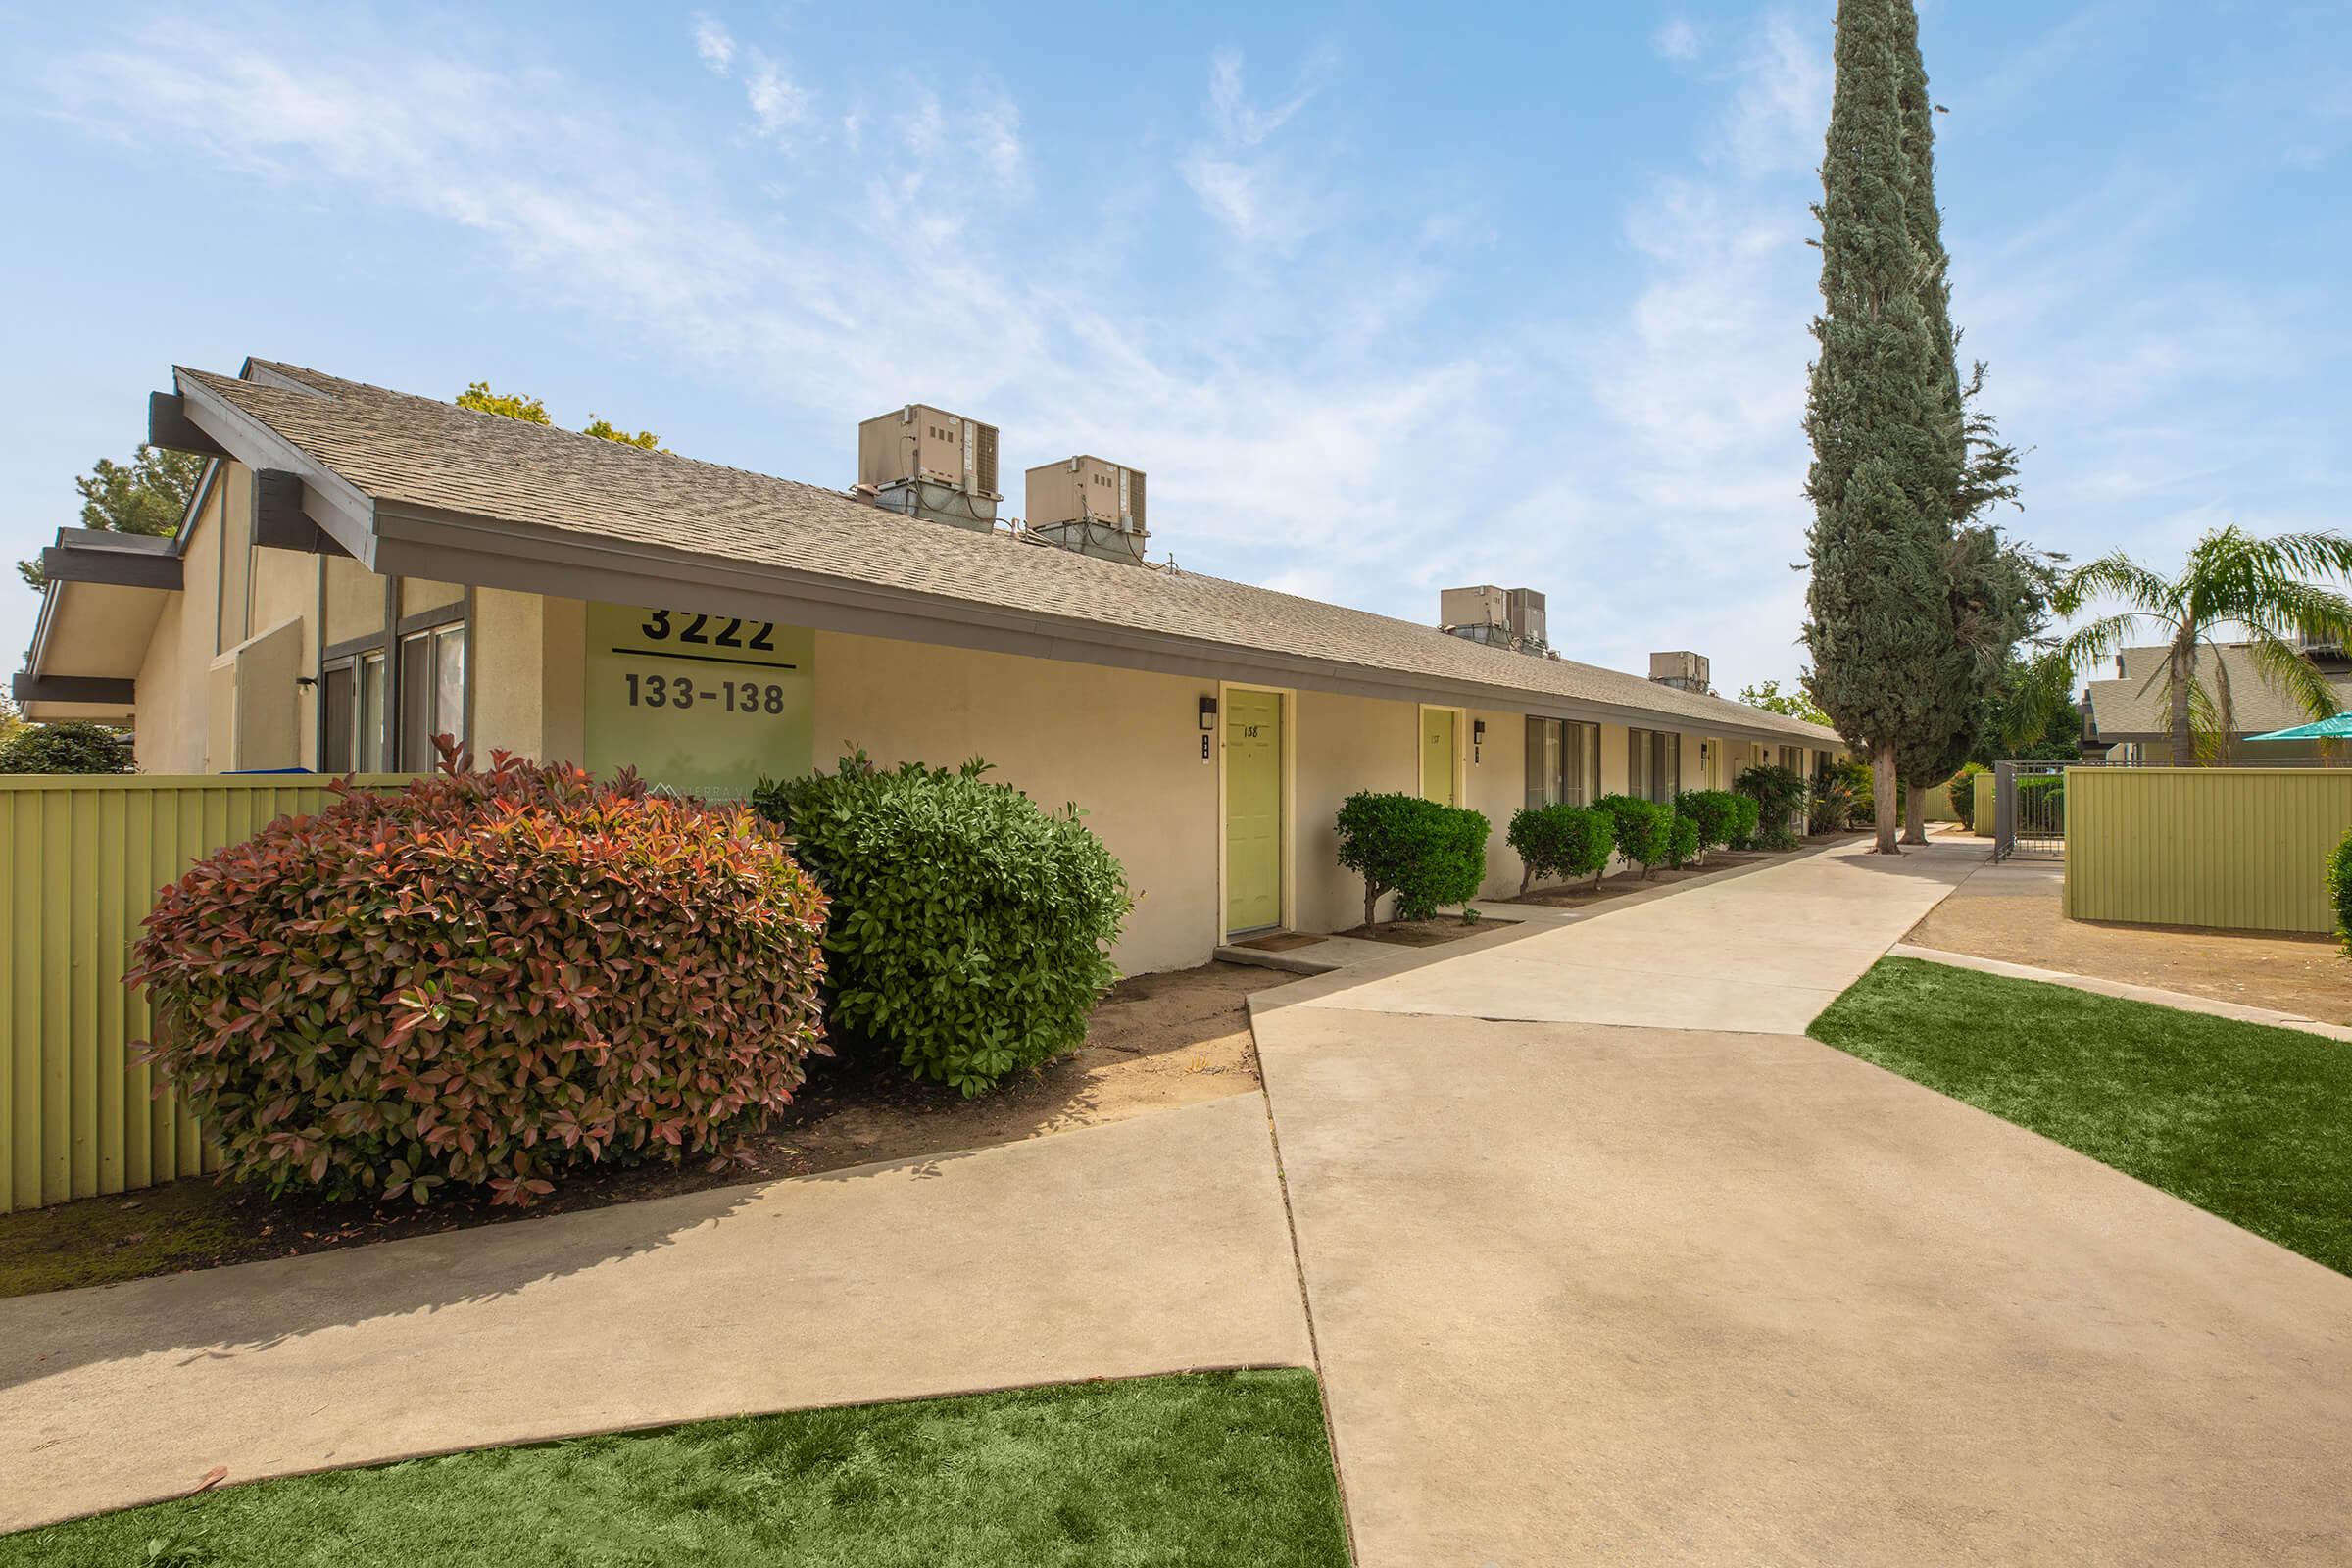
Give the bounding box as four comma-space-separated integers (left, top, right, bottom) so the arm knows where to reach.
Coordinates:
127, 749, 828, 1207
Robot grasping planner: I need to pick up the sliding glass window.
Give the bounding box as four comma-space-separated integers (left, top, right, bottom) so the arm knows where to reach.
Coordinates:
1524, 717, 1599, 808
1628, 728, 1681, 804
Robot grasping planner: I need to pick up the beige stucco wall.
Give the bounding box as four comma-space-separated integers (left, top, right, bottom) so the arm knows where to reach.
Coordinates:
323, 553, 383, 645
469, 589, 586, 766
133, 466, 226, 772
1289, 689, 1417, 933
812, 629, 1220, 976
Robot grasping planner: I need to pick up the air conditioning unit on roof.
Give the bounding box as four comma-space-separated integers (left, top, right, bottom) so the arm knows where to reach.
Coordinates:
855, 404, 1001, 533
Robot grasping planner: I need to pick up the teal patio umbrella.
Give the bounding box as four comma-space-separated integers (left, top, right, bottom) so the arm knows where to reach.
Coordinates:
2245, 713, 2352, 741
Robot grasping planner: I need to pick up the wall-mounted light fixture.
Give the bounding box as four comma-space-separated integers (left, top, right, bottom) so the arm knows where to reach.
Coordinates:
1472, 717, 1486, 764
1199, 695, 1219, 731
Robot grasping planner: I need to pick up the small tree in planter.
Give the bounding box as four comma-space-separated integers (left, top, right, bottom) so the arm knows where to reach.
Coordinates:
1337, 791, 1492, 924
1593, 794, 1674, 878
1506, 803, 1613, 894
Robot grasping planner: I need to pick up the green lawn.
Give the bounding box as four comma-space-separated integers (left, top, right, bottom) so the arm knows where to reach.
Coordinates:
0, 1371, 1350, 1568
1812, 956, 2352, 1275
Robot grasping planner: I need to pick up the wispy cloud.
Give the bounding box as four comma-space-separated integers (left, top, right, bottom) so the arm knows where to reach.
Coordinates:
1653, 19, 1702, 64
742, 50, 810, 140
692, 14, 734, 75
1181, 47, 1338, 257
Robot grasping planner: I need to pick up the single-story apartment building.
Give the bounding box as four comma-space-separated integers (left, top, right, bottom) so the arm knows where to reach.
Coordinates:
16, 359, 1843, 974
2081, 643, 2352, 763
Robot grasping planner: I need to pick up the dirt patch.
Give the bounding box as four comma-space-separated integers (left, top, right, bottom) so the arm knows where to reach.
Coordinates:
0, 961, 1291, 1300
1336, 915, 1507, 948
1904, 862, 2352, 1024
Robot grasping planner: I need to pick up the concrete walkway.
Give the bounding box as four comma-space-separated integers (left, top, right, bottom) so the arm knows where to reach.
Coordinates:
1890, 941, 2352, 1041
1254, 837, 2352, 1567
0, 1095, 1311, 1533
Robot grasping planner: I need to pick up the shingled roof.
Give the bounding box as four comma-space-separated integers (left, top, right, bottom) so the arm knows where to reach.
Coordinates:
2083, 643, 2352, 741
175, 359, 1842, 747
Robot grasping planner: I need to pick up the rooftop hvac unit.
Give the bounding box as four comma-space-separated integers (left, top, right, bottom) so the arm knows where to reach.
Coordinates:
1023, 456, 1151, 566
1025, 456, 1146, 532
858, 404, 1001, 497
1440, 585, 1511, 630
1649, 650, 1712, 692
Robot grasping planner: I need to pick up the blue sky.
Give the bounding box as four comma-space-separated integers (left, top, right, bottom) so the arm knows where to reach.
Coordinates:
2, 2, 2345, 696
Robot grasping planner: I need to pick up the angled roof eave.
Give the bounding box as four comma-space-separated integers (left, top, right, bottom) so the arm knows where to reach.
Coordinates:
371, 497, 1836, 748
172, 366, 378, 563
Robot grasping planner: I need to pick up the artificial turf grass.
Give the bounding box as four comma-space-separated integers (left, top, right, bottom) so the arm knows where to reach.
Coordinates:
0, 1369, 1351, 1568
1811, 956, 2352, 1276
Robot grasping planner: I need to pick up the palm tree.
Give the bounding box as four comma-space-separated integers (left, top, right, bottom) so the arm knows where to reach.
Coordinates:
2053, 527, 2352, 760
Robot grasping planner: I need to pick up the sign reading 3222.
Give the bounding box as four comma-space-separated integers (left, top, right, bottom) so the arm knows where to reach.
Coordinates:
583, 603, 813, 801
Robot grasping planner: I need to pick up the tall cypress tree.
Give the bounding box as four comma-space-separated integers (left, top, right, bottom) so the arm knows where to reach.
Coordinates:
1887, 0, 2038, 843
1802, 0, 1961, 854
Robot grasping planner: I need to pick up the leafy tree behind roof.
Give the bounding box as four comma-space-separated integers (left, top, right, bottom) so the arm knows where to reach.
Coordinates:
17, 445, 206, 591
460, 382, 664, 452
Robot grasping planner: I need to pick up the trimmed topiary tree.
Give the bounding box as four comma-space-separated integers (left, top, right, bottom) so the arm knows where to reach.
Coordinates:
753, 752, 1131, 1097
1336, 791, 1492, 923
1593, 794, 1674, 879
128, 750, 829, 1207
1667, 812, 1702, 870
0, 721, 134, 774
1507, 803, 1614, 894
1672, 789, 1744, 863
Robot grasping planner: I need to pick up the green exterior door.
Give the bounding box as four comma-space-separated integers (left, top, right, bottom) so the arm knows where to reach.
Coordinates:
1421, 709, 1457, 807
1225, 690, 1284, 933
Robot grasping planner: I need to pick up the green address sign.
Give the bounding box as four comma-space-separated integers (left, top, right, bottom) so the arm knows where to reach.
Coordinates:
582, 603, 813, 801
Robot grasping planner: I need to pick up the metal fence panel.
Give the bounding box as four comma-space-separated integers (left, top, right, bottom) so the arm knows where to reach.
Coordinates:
2064, 765, 2352, 934
0, 774, 410, 1214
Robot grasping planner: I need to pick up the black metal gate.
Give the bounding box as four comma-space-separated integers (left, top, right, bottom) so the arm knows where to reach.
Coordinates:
1989, 760, 2067, 861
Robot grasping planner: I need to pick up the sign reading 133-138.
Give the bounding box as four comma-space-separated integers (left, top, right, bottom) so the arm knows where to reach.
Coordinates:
582, 603, 813, 801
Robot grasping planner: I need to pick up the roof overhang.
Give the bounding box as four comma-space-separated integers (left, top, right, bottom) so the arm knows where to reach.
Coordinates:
131, 360, 1845, 755
372, 499, 1840, 750
16, 531, 182, 722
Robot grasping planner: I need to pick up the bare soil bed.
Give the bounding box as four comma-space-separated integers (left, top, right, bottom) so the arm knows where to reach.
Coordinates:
0, 961, 1290, 1299
1336, 915, 1504, 947
1904, 860, 2352, 1024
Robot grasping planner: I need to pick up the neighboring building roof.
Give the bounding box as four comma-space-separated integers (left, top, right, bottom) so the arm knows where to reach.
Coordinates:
2082, 642, 2352, 741
70, 358, 1843, 747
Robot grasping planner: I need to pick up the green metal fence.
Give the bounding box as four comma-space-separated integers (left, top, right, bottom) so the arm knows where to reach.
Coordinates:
2064, 765, 2352, 935
0, 773, 408, 1214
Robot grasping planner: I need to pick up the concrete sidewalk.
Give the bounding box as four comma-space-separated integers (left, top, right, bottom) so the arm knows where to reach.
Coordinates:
1255, 837, 2352, 1567
0, 1094, 1312, 1533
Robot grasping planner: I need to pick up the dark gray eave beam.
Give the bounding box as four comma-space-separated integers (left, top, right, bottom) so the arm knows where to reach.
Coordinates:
168, 371, 378, 564
38, 542, 182, 590
372, 502, 1838, 750
12, 672, 135, 705
251, 468, 352, 556
147, 392, 229, 459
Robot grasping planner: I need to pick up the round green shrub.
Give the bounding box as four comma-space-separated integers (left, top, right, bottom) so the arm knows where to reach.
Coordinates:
1672, 789, 1743, 858
1947, 769, 1980, 829
0, 721, 134, 774
1735, 764, 1807, 850
1506, 803, 1613, 893
1667, 812, 1701, 869
754, 753, 1130, 1097
128, 754, 828, 1207
1593, 794, 1674, 877
1335, 791, 1492, 922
